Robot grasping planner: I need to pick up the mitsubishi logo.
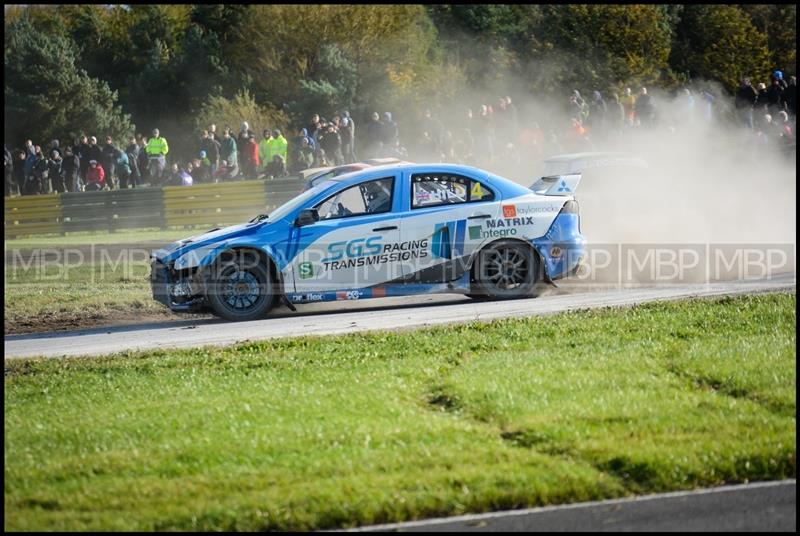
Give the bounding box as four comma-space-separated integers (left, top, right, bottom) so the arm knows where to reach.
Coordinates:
558, 180, 571, 193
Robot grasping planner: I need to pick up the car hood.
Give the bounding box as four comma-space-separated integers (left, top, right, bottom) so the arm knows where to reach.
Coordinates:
153, 221, 267, 263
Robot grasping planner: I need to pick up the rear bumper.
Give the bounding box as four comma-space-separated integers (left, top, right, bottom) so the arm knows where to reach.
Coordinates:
533, 213, 586, 280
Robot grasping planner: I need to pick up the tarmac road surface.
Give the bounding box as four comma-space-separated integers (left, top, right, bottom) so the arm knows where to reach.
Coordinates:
347, 480, 796, 532
4, 273, 795, 359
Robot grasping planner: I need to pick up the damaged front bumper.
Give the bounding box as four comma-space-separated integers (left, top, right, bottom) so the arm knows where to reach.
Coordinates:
150, 257, 208, 313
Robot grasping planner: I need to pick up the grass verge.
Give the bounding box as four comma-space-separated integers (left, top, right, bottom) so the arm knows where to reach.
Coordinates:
4, 256, 175, 334
5, 232, 194, 334
4, 292, 796, 531
5, 229, 194, 248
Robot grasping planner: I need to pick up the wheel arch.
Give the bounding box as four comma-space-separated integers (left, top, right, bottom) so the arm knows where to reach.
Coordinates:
467, 237, 550, 297
468, 237, 545, 277
203, 245, 285, 294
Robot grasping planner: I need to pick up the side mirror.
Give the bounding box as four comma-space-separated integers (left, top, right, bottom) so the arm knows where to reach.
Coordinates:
295, 208, 319, 227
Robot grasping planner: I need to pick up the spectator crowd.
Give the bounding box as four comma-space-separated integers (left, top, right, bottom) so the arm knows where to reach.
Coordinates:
5, 71, 795, 198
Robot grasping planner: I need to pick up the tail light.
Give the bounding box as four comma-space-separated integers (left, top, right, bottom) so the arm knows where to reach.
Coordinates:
559, 199, 579, 214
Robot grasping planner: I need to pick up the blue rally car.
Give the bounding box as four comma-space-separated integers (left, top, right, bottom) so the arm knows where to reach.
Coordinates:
151, 161, 587, 321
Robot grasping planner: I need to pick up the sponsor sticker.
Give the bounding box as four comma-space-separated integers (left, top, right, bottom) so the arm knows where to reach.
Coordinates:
299, 261, 314, 279
517, 205, 560, 215
469, 225, 482, 240
502, 205, 517, 218
372, 286, 386, 298
432, 220, 467, 259
481, 228, 517, 238
337, 290, 362, 300
323, 240, 429, 271
289, 293, 323, 302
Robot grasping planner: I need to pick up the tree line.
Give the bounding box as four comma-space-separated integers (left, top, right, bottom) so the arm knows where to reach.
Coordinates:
4, 5, 796, 160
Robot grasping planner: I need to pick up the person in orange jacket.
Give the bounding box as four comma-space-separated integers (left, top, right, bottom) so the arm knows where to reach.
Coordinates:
243, 134, 260, 179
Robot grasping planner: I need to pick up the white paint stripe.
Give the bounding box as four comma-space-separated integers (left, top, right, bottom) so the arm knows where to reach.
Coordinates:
344, 479, 797, 532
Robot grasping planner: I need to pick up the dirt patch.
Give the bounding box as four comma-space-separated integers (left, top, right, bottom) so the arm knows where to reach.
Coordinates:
5, 308, 214, 336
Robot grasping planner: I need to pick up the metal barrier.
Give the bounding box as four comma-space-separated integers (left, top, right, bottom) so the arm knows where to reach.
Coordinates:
4, 178, 306, 239
61, 188, 166, 233
4, 194, 63, 238
163, 181, 267, 228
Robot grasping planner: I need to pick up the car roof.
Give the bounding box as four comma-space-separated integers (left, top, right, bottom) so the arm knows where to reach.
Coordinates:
302, 161, 394, 183
328, 163, 483, 183
328, 162, 531, 197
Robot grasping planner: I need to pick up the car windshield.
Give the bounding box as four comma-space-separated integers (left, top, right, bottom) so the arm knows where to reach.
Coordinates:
268, 182, 336, 222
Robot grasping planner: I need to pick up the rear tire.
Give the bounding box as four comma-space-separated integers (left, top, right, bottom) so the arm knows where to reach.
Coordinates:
470, 240, 540, 299
206, 250, 275, 321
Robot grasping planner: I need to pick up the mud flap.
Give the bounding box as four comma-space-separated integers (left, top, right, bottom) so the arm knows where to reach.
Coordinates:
280, 294, 297, 312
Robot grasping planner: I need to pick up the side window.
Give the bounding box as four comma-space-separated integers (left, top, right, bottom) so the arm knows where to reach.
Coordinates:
468, 180, 494, 202
316, 177, 394, 220
411, 173, 495, 209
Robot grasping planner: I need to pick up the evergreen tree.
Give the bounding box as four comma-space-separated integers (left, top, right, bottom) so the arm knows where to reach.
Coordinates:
671, 5, 771, 91
4, 16, 134, 146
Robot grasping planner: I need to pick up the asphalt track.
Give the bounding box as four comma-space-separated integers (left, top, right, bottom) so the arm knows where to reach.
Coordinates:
4, 273, 794, 359
348, 480, 796, 532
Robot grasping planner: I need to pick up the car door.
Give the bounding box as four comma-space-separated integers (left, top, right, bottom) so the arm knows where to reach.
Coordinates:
398, 170, 501, 283
290, 175, 402, 295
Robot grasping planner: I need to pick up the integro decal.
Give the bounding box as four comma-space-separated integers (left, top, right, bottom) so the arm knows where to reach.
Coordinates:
470, 213, 541, 240
479, 226, 518, 238
470, 219, 519, 239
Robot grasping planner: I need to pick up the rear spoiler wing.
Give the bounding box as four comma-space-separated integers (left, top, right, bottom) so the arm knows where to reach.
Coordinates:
299, 166, 333, 181
530, 152, 647, 196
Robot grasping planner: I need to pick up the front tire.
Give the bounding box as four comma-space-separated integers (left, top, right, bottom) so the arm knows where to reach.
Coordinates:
206, 250, 275, 321
470, 240, 540, 299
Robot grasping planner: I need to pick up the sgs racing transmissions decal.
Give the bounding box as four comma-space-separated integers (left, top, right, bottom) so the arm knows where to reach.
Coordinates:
321, 237, 429, 271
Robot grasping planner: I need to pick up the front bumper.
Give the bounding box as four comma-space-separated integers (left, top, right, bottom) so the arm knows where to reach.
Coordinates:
150, 258, 207, 313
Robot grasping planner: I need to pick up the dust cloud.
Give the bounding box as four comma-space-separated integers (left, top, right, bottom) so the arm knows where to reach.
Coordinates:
438, 82, 796, 247
421, 76, 796, 284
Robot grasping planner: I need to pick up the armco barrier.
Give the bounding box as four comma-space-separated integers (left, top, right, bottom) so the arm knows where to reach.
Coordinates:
61, 188, 166, 233
4, 177, 306, 239
163, 180, 268, 227
4, 194, 63, 238
263, 177, 308, 211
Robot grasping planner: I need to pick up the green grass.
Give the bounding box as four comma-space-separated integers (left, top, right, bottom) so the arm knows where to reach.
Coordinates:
4, 293, 796, 531
5, 228, 196, 248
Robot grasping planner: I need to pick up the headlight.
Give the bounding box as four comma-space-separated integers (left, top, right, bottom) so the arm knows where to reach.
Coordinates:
174, 246, 215, 270
170, 281, 192, 297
